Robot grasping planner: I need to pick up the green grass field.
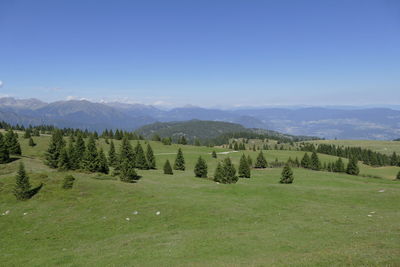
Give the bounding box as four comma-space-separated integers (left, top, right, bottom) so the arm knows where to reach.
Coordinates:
1, 135, 400, 266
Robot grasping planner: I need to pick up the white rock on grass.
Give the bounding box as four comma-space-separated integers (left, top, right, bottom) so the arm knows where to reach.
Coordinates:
378, 189, 385, 193
23, 212, 28, 216
367, 215, 372, 217
125, 217, 130, 221
156, 211, 161, 216
133, 211, 138, 215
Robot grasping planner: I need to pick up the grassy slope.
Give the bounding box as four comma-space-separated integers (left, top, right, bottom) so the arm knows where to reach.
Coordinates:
1, 135, 400, 266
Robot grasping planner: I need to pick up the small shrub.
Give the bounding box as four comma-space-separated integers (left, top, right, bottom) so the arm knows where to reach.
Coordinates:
62, 175, 75, 189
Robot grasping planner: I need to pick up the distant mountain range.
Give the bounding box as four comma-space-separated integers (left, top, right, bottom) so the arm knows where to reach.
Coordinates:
1, 97, 399, 140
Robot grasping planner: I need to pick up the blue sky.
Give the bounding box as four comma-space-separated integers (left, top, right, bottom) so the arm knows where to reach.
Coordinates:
0, 0, 399, 107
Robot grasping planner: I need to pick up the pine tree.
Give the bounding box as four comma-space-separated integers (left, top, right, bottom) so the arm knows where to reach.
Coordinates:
173, 148, 185, 171
0, 133, 10, 163
238, 154, 251, 178
120, 159, 139, 182
213, 162, 224, 182
396, 170, 400, 180
163, 159, 173, 175
14, 162, 31, 200
346, 156, 360, 176
5, 129, 21, 155
280, 164, 294, 184
247, 155, 253, 168
74, 134, 86, 167
221, 157, 238, 184
390, 152, 398, 166
119, 136, 134, 163
23, 129, 31, 139
108, 140, 118, 167
45, 130, 65, 168
334, 157, 345, 172
28, 137, 36, 147
310, 151, 321, 170
146, 143, 156, 169
301, 153, 311, 169
211, 150, 217, 158
97, 148, 109, 174
194, 156, 208, 178
82, 136, 99, 172
254, 151, 267, 168
67, 137, 78, 170
58, 148, 71, 171
134, 142, 149, 170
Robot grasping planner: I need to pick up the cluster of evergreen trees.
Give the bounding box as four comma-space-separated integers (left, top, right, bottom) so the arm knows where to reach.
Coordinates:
300, 143, 397, 167
300, 152, 359, 176
0, 129, 22, 163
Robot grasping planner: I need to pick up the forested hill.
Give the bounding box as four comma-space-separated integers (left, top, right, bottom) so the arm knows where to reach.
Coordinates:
135, 120, 319, 143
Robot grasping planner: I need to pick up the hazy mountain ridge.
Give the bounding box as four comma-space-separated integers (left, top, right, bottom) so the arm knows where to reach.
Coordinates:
0, 97, 399, 140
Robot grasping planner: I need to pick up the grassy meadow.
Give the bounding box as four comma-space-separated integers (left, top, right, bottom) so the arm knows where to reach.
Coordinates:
1, 134, 400, 266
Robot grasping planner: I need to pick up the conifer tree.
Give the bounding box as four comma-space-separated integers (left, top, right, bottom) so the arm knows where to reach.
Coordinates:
119, 136, 134, 163
254, 151, 267, 168
108, 140, 118, 167
74, 134, 86, 167
146, 143, 156, 169
97, 148, 109, 174
5, 129, 21, 155
396, 170, 400, 180
24, 129, 31, 139
0, 133, 10, 163
213, 162, 224, 182
294, 157, 300, 167
82, 136, 99, 172
163, 159, 173, 175
390, 152, 398, 166
28, 137, 36, 147
233, 142, 239, 150
310, 151, 321, 170
134, 142, 149, 170
247, 155, 253, 168
173, 148, 185, 171
211, 150, 217, 158
221, 157, 238, 184
58, 148, 71, 171
120, 159, 139, 182
334, 157, 345, 172
346, 156, 360, 176
194, 156, 208, 178
280, 164, 294, 184
67, 137, 78, 170
14, 162, 31, 200
238, 154, 251, 178
45, 129, 65, 168
301, 153, 311, 169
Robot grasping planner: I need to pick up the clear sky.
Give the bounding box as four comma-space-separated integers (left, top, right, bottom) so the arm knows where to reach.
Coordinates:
0, 0, 399, 107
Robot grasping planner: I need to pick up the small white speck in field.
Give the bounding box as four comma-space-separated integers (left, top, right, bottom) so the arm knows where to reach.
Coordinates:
23, 212, 28, 216
126, 217, 130, 221
370, 211, 376, 214
378, 189, 385, 193
4, 210, 10, 215
156, 211, 160, 215
133, 211, 138, 215
367, 215, 372, 217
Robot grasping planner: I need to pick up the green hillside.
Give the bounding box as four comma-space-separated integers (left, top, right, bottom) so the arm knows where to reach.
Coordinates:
1, 133, 400, 266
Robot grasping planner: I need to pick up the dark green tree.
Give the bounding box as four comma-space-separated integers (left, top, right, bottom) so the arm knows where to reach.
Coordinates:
119, 136, 134, 163
254, 151, 267, 168
163, 159, 173, 175
280, 164, 294, 184
146, 143, 156, 169
390, 152, 398, 166
346, 156, 360, 176
23, 130, 31, 139
82, 136, 99, 172
45, 130, 65, 168
108, 140, 118, 167
310, 151, 321, 170
213, 162, 224, 182
334, 157, 345, 172
221, 157, 238, 184
211, 150, 217, 158
74, 134, 86, 167
14, 162, 31, 200
238, 154, 251, 178
0, 133, 10, 163
28, 137, 36, 147
396, 170, 400, 180
58, 148, 71, 171
134, 142, 149, 170
173, 148, 185, 171
97, 148, 109, 174
194, 156, 208, 178
5, 129, 21, 155
301, 153, 311, 169
120, 159, 139, 182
